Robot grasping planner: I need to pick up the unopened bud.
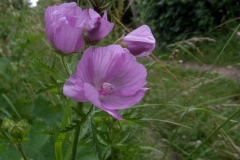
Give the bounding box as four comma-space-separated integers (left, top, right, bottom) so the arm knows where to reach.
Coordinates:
1, 119, 30, 142
1, 118, 15, 133
13, 120, 31, 139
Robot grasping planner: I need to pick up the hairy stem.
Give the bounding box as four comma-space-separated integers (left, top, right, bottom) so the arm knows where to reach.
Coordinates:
70, 102, 83, 160
70, 126, 81, 160
61, 55, 70, 76
16, 143, 28, 160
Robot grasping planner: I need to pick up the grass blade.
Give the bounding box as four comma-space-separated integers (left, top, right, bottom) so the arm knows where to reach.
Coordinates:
2, 94, 21, 120
185, 108, 240, 160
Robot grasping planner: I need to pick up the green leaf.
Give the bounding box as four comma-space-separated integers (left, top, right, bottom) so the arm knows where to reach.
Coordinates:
113, 144, 140, 160
32, 60, 66, 80
55, 100, 71, 160
0, 131, 11, 141
77, 146, 98, 160
90, 118, 103, 160
140, 146, 163, 155
36, 129, 58, 138
61, 119, 83, 133
141, 118, 191, 128
36, 81, 64, 94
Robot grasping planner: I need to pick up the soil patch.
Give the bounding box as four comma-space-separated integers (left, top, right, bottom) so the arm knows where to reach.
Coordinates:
181, 62, 240, 80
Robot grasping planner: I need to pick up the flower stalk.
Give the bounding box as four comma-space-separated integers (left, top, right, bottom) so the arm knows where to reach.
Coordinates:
61, 56, 70, 76
70, 126, 81, 160
16, 143, 28, 160
70, 102, 83, 160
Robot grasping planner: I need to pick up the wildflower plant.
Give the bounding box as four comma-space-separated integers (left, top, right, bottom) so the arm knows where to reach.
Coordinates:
43, 1, 155, 160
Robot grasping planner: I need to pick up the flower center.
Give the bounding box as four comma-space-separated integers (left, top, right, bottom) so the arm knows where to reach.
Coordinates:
99, 82, 114, 96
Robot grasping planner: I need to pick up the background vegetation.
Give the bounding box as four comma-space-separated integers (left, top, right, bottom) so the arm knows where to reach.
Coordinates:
0, 0, 240, 160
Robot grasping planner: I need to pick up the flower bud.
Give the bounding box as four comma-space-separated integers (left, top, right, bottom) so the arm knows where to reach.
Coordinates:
84, 9, 114, 43
1, 119, 30, 142
16, 120, 31, 131
121, 25, 156, 57
1, 118, 15, 133
45, 2, 87, 54
12, 120, 31, 139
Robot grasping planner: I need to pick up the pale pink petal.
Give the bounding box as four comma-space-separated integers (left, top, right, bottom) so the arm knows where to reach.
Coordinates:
78, 45, 126, 86
46, 22, 56, 45
83, 83, 102, 108
84, 9, 101, 32
76, 47, 94, 84
85, 10, 114, 42
109, 56, 147, 94
83, 83, 124, 120
121, 25, 155, 57
63, 73, 88, 102
75, 8, 90, 28
59, 2, 77, 8
104, 110, 124, 120
102, 88, 148, 110
54, 17, 84, 54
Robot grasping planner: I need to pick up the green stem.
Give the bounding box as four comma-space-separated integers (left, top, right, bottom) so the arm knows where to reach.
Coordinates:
55, 100, 71, 160
61, 56, 70, 76
111, 148, 114, 160
16, 143, 28, 160
185, 108, 240, 160
70, 102, 83, 160
70, 125, 81, 160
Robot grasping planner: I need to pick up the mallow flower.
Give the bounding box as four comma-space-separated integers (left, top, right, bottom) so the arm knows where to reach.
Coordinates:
121, 25, 156, 57
84, 9, 114, 43
63, 45, 148, 120
45, 2, 87, 54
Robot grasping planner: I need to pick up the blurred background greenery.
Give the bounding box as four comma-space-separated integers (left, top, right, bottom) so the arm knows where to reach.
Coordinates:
0, 0, 240, 160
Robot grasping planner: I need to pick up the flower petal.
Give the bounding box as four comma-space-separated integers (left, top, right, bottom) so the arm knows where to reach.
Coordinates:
63, 73, 88, 102
110, 55, 147, 94
78, 45, 126, 86
104, 109, 124, 120
54, 18, 84, 54
83, 83, 124, 120
83, 83, 102, 108
85, 10, 114, 42
102, 88, 148, 110
121, 25, 155, 57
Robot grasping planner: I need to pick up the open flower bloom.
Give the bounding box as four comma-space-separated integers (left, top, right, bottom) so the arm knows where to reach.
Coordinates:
85, 9, 114, 42
121, 25, 156, 57
63, 45, 148, 120
45, 2, 88, 54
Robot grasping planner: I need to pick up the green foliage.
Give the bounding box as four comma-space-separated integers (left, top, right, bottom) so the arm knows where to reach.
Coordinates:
137, 61, 240, 159
87, 0, 115, 13
135, 0, 240, 48
1, 118, 31, 143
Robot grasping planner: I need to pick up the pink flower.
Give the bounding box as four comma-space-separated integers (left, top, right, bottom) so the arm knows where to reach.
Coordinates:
85, 9, 114, 42
45, 2, 88, 54
63, 45, 148, 120
121, 25, 156, 57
